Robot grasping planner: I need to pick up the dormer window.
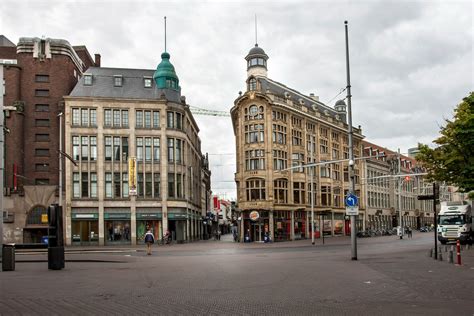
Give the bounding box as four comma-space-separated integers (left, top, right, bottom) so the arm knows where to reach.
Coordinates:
144, 77, 152, 88
248, 78, 257, 91
248, 58, 266, 67
114, 75, 123, 87
84, 74, 92, 86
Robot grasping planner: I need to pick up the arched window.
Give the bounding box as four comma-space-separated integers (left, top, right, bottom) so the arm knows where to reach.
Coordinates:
246, 178, 266, 201
248, 78, 257, 91
26, 205, 48, 225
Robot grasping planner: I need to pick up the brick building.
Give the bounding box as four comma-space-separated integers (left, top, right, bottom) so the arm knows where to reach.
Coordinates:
1, 35, 99, 243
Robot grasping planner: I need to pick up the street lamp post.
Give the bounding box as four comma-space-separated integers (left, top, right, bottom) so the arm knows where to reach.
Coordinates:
58, 112, 63, 207
311, 135, 315, 245
345, 20, 357, 260
398, 148, 403, 239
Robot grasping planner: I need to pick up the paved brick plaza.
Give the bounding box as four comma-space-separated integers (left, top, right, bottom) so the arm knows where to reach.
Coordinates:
1, 233, 473, 315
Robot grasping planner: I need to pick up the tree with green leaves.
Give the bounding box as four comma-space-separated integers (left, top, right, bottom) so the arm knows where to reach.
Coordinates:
416, 92, 474, 198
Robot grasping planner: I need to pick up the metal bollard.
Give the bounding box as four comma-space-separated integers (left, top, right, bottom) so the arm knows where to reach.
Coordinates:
429, 248, 433, 257
456, 240, 462, 265
438, 252, 443, 261
444, 245, 448, 252
438, 246, 442, 254
448, 250, 454, 264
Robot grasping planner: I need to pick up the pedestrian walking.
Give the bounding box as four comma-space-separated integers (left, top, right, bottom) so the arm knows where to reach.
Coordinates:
217, 229, 221, 241
144, 228, 155, 255
408, 227, 413, 238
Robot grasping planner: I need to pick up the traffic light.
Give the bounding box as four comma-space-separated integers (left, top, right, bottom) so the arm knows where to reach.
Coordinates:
433, 183, 440, 201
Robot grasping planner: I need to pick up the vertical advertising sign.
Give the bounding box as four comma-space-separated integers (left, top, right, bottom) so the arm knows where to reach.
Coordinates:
128, 157, 137, 196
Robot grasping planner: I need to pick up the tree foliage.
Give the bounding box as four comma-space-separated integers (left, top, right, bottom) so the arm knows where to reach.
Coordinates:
416, 92, 474, 194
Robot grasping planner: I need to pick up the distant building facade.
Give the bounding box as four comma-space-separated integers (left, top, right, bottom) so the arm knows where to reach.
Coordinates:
362, 141, 434, 230
64, 51, 211, 246
231, 43, 365, 242
1, 36, 98, 243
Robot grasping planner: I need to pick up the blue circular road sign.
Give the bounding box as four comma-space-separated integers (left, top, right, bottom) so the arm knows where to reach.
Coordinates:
345, 194, 358, 207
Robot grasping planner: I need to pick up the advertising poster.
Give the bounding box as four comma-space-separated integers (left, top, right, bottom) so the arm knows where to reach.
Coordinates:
128, 157, 137, 196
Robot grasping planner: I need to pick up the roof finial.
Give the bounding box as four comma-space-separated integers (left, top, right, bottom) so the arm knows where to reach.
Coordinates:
255, 14, 258, 46
164, 16, 167, 52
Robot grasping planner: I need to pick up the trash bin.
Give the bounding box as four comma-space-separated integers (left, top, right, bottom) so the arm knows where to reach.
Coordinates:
2, 244, 15, 271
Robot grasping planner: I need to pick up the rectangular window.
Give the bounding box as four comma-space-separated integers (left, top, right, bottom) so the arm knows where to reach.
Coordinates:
145, 137, 152, 162
154, 173, 160, 198
122, 137, 129, 160
136, 137, 143, 161
35, 119, 50, 127
35, 134, 49, 142
153, 111, 160, 128
145, 173, 152, 197
72, 136, 80, 160
144, 111, 151, 128
90, 136, 97, 161
81, 136, 89, 161
35, 74, 49, 82
144, 78, 152, 88
113, 137, 120, 161
114, 76, 122, 87
84, 74, 92, 86
35, 89, 49, 97
114, 173, 121, 198
81, 109, 89, 126
35, 149, 49, 157
35, 104, 49, 112
72, 109, 80, 126
105, 136, 112, 161
122, 173, 129, 198
153, 138, 160, 162
81, 173, 89, 197
105, 173, 112, 198
104, 109, 112, 127
167, 111, 174, 128
167, 138, 174, 162
35, 163, 49, 171
113, 110, 120, 127
168, 173, 175, 198
90, 173, 97, 198
73, 173, 80, 198
136, 110, 143, 128
176, 113, 182, 130
176, 173, 182, 198
90, 109, 97, 126
175, 139, 182, 163
137, 173, 144, 197
35, 178, 50, 185
121, 110, 129, 127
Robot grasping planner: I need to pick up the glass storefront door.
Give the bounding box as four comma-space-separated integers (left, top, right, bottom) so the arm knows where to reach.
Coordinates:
72, 220, 99, 246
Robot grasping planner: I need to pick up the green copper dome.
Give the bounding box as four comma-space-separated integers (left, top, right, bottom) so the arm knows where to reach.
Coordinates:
153, 52, 180, 91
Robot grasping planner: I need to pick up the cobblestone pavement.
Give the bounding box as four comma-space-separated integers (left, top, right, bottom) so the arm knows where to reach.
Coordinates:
1, 232, 473, 315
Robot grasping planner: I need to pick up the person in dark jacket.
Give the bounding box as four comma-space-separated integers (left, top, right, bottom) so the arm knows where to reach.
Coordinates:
144, 229, 155, 255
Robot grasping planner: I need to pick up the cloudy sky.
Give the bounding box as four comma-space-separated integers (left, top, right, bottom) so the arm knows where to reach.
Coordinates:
1, 0, 472, 200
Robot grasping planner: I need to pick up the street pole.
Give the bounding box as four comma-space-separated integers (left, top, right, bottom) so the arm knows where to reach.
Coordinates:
345, 21, 357, 260
58, 112, 63, 207
311, 135, 315, 245
0, 65, 4, 258
398, 148, 403, 239
433, 182, 438, 260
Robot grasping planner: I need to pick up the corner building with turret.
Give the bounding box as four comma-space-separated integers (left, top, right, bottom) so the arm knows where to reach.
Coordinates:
231, 44, 365, 242
64, 51, 211, 246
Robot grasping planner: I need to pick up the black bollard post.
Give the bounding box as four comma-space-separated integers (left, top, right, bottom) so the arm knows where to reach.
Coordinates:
449, 250, 454, 264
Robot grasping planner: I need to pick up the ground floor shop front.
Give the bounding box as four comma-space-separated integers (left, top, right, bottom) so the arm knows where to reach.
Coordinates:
67, 206, 204, 246
239, 209, 364, 242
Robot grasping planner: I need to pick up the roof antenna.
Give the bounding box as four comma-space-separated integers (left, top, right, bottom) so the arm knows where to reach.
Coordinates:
164, 16, 167, 52
255, 14, 258, 46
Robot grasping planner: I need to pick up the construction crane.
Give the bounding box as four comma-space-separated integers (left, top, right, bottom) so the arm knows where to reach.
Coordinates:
189, 105, 230, 117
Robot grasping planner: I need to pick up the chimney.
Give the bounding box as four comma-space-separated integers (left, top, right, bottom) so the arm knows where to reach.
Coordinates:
309, 93, 319, 101
94, 54, 101, 67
